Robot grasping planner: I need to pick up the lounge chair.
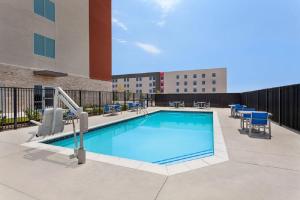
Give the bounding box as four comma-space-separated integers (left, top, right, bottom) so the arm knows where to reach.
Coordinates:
239, 108, 256, 129
249, 112, 271, 139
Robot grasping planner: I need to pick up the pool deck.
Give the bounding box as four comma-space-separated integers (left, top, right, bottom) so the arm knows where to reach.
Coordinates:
0, 107, 300, 200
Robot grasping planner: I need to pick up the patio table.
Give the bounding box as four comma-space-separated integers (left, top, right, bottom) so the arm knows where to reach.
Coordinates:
196, 102, 207, 109
173, 101, 181, 108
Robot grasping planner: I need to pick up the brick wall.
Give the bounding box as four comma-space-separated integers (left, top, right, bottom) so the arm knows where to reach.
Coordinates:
0, 64, 112, 91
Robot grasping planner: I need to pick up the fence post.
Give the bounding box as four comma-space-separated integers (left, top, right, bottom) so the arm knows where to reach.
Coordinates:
98, 91, 101, 115
13, 88, 17, 129
79, 90, 82, 106
112, 91, 115, 104
146, 94, 149, 107
279, 87, 282, 126
133, 93, 135, 103
124, 91, 126, 110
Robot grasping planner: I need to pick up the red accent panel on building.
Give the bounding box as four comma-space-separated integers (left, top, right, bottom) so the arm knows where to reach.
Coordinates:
89, 0, 112, 81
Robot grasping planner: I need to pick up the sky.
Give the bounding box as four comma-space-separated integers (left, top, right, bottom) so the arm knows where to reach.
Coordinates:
112, 0, 300, 92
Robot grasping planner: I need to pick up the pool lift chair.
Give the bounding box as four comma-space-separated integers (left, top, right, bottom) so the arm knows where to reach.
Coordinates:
31, 87, 88, 164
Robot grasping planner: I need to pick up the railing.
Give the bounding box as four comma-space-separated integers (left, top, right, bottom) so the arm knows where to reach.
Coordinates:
0, 87, 154, 131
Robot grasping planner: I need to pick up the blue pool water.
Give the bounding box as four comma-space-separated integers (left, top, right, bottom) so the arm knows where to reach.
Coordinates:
48, 111, 214, 165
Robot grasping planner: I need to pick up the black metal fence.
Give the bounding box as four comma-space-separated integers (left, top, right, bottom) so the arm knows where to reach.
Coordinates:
155, 93, 241, 108
1, 84, 299, 132
241, 84, 300, 131
0, 87, 153, 131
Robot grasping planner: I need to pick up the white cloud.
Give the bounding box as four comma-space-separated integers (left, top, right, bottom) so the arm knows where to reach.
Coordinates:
113, 38, 128, 44
145, 0, 181, 27
135, 42, 162, 55
151, 0, 181, 14
112, 18, 128, 31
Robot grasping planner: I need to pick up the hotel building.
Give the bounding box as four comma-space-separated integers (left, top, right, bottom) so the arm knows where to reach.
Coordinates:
0, 0, 112, 91
112, 68, 227, 94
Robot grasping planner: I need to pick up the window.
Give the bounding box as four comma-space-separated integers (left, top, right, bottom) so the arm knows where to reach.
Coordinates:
184, 88, 188, 93
193, 74, 197, 78
202, 81, 206, 85
149, 83, 152, 87
212, 73, 216, 77
152, 82, 156, 86
160, 76, 164, 80
212, 80, 216, 85
124, 78, 127, 82
127, 78, 130, 82
136, 90, 139, 94
176, 75, 180, 79
193, 88, 197, 93
136, 84, 139, 87
212, 88, 216, 92
153, 77, 156, 81
176, 82, 180, 86
34, 0, 55, 22
124, 84, 126, 88
139, 77, 142, 81
149, 76, 152, 81
127, 84, 130, 88
149, 89, 152, 93
136, 77, 139, 81
184, 81, 188, 86
202, 74, 206, 78
193, 81, 197, 86
139, 84, 142, 87
34, 33, 55, 58
176, 88, 180, 93
184, 75, 188, 79
202, 88, 205, 93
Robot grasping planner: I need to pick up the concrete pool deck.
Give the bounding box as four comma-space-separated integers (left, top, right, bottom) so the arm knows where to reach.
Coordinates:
0, 108, 300, 200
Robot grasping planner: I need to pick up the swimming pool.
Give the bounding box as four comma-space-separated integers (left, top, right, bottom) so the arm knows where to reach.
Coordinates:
47, 111, 214, 165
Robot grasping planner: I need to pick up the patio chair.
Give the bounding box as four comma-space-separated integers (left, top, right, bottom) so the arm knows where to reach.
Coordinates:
169, 101, 175, 107
240, 108, 256, 129
205, 102, 211, 109
193, 101, 199, 108
114, 104, 121, 113
233, 105, 247, 117
179, 101, 185, 107
249, 112, 271, 139
103, 104, 111, 115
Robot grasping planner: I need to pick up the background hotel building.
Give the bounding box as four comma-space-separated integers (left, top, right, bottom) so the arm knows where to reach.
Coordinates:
112, 68, 227, 94
0, 0, 112, 91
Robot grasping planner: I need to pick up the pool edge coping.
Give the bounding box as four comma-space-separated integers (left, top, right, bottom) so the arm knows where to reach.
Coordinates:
22, 108, 229, 176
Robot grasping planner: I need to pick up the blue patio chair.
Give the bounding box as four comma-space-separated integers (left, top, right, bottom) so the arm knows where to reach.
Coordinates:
250, 112, 271, 139
233, 105, 247, 117
114, 104, 121, 113
103, 104, 111, 115
240, 108, 256, 129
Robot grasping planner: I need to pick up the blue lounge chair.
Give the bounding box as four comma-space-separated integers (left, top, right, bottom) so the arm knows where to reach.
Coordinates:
239, 108, 256, 129
233, 105, 247, 117
250, 112, 271, 139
